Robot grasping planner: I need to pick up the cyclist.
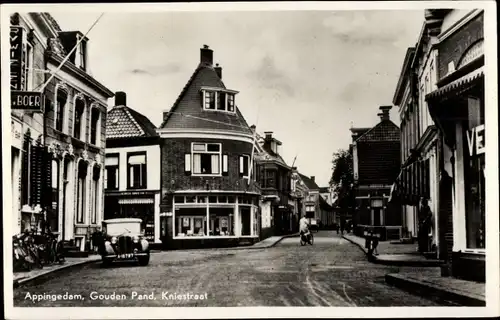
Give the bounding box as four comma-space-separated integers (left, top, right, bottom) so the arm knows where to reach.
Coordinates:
299, 215, 310, 239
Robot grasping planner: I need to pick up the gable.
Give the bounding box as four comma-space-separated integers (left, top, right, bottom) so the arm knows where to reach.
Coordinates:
106, 106, 157, 139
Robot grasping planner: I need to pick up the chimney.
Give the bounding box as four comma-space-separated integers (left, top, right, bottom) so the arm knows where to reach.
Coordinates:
115, 91, 127, 107
264, 131, 273, 141
378, 105, 392, 121
310, 176, 315, 182
200, 44, 213, 65
250, 124, 256, 133
215, 63, 222, 79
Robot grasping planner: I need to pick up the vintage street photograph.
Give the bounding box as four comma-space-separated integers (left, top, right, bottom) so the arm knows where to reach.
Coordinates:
2, 1, 498, 319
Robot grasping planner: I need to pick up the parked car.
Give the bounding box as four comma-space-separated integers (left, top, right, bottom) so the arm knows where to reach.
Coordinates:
100, 218, 150, 266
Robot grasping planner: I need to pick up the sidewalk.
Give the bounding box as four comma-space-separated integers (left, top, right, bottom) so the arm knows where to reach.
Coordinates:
13, 255, 101, 287
343, 233, 442, 267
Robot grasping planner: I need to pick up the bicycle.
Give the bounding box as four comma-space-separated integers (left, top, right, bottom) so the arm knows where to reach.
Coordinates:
300, 230, 314, 246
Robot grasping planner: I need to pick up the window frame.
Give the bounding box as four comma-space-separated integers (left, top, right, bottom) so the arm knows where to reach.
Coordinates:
239, 154, 250, 179
191, 142, 222, 177
54, 87, 68, 133
127, 151, 147, 190
73, 95, 86, 140
90, 106, 100, 146
200, 88, 237, 114
105, 153, 120, 190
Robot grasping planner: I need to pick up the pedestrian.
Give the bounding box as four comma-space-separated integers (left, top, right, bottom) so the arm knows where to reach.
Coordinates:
340, 218, 345, 235
418, 198, 432, 253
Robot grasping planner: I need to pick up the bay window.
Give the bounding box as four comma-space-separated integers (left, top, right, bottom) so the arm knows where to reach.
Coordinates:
127, 152, 147, 189
105, 154, 119, 190
191, 143, 221, 175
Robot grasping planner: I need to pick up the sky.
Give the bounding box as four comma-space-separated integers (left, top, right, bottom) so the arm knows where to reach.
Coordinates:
50, 9, 425, 187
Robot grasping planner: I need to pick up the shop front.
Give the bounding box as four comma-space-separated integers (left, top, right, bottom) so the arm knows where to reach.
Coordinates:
161, 193, 260, 249
104, 191, 160, 243
426, 39, 485, 281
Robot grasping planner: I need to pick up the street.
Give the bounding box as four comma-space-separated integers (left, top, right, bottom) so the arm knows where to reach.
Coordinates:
14, 231, 443, 307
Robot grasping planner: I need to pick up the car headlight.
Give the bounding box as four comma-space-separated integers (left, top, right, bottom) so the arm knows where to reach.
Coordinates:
132, 236, 139, 243
111, 236, 117, 244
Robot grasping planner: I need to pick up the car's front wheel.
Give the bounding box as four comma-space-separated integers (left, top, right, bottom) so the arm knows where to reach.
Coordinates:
138, 253, 150, 266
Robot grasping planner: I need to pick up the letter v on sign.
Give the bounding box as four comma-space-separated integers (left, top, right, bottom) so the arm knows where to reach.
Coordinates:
466, 127, 475, 155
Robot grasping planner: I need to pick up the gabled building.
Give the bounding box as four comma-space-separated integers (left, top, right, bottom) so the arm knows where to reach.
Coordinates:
104, 92, 161, 244
254, 130, 295, 238
157, 45, 260, 249
350, 106, 401, 240
10, 13, 114, 254
296, 173, 322, 228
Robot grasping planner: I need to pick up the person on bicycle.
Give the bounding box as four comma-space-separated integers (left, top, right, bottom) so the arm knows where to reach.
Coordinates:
299, 215, 310, 236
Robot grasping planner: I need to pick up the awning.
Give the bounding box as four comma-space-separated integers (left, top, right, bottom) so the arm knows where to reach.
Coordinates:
426, 67, 484, 102
118, 198, 154, 205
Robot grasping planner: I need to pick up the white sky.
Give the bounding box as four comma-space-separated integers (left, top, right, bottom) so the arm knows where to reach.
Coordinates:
50, 10, 424, 187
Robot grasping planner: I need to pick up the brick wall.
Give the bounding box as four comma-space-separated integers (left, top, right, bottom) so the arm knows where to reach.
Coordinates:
437, 13, 483, 80
161, 137, 257, 205
357, 141, 400, 185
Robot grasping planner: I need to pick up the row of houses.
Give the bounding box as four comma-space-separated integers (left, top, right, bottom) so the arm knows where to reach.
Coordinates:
103, 45, 335, 249
347, 9, 486, 283
10, 12, 334, 253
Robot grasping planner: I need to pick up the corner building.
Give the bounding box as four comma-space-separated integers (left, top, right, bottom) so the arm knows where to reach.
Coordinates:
157, 45, 260, 249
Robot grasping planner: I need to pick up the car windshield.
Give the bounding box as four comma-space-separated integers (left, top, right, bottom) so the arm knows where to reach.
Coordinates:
105, 222, 141, 236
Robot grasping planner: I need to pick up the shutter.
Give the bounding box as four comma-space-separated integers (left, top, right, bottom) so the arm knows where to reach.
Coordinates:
184, 154, 191, 175
222, 154, 228, 176
30, 144, 43, 206
42, 147, 53, 208
239, 156, 244, 176
21, 135, 30, 205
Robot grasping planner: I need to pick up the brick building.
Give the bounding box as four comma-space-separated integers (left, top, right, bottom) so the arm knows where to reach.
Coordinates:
157, 45, 260, 249
10, 13, 113, 254
104, 92, 162, 244
351, 106, 402, 240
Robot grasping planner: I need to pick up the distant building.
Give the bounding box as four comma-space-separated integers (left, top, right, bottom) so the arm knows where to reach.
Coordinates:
157, 45, 260, 249
295, 174, 323, 229
104, 92, 161, 244
319, 187, 335, 228
350, 106, 401, 240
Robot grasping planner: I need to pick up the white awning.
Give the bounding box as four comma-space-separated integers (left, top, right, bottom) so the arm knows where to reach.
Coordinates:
118, 198, 154, 204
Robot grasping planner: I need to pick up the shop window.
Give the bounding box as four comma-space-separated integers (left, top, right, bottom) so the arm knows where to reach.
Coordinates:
104, 154, 119, 190
74, 97, 85, 139
463, 96, 485, 249
76, 161, 88, 224
192, 143, 221, 175
197, 196, 207, 203
240, 207, 251, 236
209, 208, 234, 236
174, 208, 207, 237
55, 89, 67, 132
90, 107, 100, 145
127, 152, 147, 189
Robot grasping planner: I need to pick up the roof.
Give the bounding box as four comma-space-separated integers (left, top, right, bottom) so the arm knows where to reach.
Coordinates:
106, 106, 158, 139
255, 133, 289, 168
393, 47, 416, 105
319, 194, 333, 210
298, 173, 320, 190
355, 120, 400, 142
159, 61, 252, 135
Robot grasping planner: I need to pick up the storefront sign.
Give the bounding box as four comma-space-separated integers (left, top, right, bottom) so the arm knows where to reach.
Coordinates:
466, 124, 485, 156
10, 26, 25, 91
11, 119, 23, 149
11, 91, 44, 112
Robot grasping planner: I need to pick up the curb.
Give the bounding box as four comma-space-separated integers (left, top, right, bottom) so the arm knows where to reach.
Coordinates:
342, 235, 443, 267
13, 257, 101, 288
385, 273, 485, 306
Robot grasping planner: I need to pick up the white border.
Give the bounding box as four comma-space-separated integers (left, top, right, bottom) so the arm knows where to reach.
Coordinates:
1, 1, 498, 319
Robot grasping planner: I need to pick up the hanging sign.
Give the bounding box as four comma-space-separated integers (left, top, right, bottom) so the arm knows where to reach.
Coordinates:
11, 91, 44, 112
10, 26, 25, 91
466, 124, 485, 156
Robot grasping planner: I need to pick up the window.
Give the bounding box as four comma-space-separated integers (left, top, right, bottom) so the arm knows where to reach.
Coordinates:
90, 108, 100, 145
239, 155, 250, 178
306, 205, 315, 212
264, 170, 276, 188
222, 154, 228, 175
127, 152, 147, 189
25, 42, 34, 91
76, 161, 87, 224
50, 159, 60, 232
55, 89, 67, 132
202, 89, 236, 113
192, 143, 221, 175
91, 166, 100, 224
75, 35, 87, 71
105, 154, 119, 190
74, 97, 85, 139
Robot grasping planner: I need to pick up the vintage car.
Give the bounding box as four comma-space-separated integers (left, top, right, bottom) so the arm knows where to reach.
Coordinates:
100, 218, 150, 266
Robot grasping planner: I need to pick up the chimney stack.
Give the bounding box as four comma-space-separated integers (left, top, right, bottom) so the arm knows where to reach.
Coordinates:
115, 91, 127, 107
215, 63, 222, 79
264, 131, 273, 141
310, 176, 315, 182
200, 44, 213, 66
250, 124, 256, 133
378, 105, 392, 121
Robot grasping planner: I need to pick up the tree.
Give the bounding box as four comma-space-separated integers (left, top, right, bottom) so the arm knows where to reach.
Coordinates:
329, 149, 355, 220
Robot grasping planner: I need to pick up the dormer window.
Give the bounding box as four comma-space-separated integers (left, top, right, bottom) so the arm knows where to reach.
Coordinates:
201, 87, 238, 113
75, 34, 87, 71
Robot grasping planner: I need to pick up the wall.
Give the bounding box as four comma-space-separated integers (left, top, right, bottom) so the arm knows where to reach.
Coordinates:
161, 137, 255, 201
106, 144, 161, 191
259, 201, 274, 239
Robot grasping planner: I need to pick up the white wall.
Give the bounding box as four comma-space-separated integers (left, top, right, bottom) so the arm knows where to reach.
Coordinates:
106, 144, 161, 191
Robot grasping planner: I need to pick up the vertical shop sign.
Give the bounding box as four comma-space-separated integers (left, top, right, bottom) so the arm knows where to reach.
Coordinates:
10, 26, 25, 91
466, 124, 485, 156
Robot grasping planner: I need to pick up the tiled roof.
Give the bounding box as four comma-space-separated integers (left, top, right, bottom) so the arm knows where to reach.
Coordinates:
298, 173, 320, 190
357, 140, 400, 185
106, 106, 158, 139
355, 120, 400, 142
160, 62, 252, 135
